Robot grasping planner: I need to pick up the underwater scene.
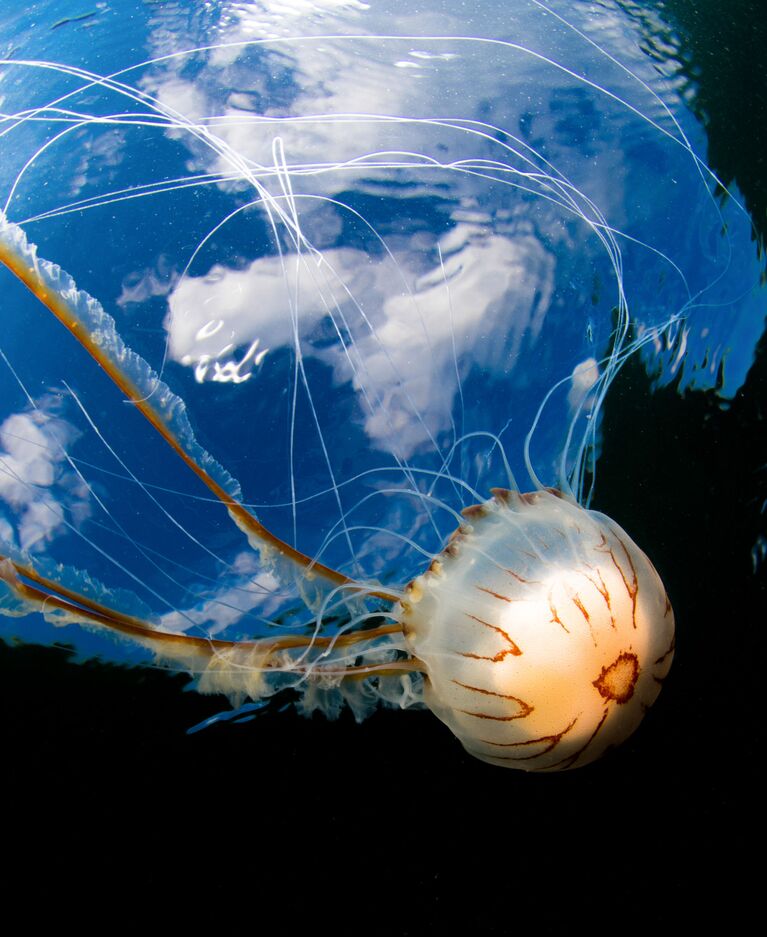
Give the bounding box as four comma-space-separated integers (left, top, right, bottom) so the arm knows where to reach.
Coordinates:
0, 0, 763, 927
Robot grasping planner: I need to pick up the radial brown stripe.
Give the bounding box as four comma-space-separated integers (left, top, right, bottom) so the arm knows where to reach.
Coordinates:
609, 547, 638, 629
452, 679, 534, 715
548, 597, 570, 633
586, 570, 615, 628
544, 708, 609, 771
476, 585, 514, 603
459, 708, 532, 722
458, 648, 521, 664
614, 535, 639, 627
503, 567, 539, 585
572, 594, 590, 622
474, 717, 579, 760
573, 592, 597, 646
654, 634, 675, 665
463, 612, 522, 655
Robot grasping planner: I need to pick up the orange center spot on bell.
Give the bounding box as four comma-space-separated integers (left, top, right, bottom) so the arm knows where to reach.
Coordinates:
593, 652, 639, 704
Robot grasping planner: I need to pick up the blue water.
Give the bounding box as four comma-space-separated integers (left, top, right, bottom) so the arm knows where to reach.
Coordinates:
0, 1, 763, 677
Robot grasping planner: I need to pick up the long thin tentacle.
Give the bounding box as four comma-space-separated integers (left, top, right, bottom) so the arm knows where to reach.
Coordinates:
0, 214, 400, 602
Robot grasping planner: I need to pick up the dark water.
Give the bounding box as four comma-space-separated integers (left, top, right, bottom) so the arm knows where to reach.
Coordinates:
0, 0, 763, 929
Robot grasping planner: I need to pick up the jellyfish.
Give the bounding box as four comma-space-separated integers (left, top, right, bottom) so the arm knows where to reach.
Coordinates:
0, 1, 759, 770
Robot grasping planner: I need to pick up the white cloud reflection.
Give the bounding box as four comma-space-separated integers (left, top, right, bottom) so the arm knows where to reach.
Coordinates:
157, 549, 284, 635
166, 222, 555, 458
0, 402, 90, 553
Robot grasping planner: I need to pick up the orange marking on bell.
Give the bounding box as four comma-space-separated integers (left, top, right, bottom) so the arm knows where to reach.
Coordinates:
459, 708, 531, 722
504, 567, 537, 584
463, 611, 522, 656
476, 717, 578, 757
613, 534, 639, 627
544, 709, 610, 772
476, 585, 513, 603
548, 596, 569, 633
452, 679, 533, 713
592, 651, 639, 704
572, 594, 590, 622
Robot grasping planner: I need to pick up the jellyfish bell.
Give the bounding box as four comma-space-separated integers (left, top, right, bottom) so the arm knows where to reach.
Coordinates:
0, 2, 760, 771
398, 488, 674, 770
